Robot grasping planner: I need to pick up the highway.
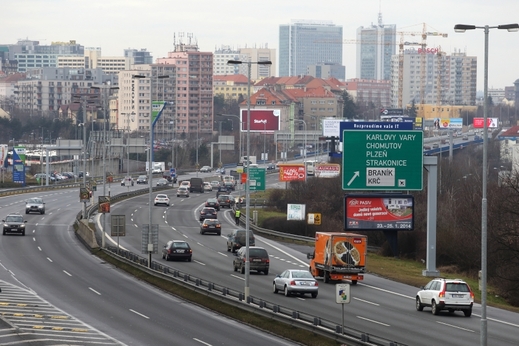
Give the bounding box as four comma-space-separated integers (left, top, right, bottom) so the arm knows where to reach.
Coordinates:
0, 168, 517, 345
0, 182, 299, 346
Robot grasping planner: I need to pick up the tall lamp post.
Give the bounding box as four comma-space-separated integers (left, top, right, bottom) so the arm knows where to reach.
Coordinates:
91, 84, 119, 248
133, 74, 170, 267
454, 22, 519, 346
227, 59, 272, 300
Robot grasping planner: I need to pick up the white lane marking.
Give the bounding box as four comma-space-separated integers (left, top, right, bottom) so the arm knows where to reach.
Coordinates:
171, 227, 177, 231
358, 283, 415, 300
197, 242, 204, 247
485, 316, 519, 328
89, 287, 101, 295
193, 260, 206, 266
231, 274, 245, 281
217, 252, 228, 257
47, 257, 53, 262
63, 270, 72, 276
354, 297, 380, 306
182, 234, 188, 239
130, 309, 150, 319
33, 237, 36, 241
436, 321, 475, 332
193, 338, 212, 346
356, 316, 390, 326
297, 297, 306, 301
134, 224, 139, 228
259, 238, 309, 266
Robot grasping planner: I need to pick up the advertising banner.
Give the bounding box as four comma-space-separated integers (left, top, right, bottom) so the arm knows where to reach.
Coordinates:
12, 146, 26, 184
344, 194, 414, 230
278, 164, 306, 182
315, 163, 340, 178
432, 118, 463, 129
287, 204, 306, 221
151, 101, 166, 127
240, 109, 280, 132
98, 196, 111, 213
473, 117, 498, 129
322, 119, 344, 137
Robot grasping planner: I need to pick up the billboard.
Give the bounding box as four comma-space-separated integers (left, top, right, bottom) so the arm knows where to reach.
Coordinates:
314, 163, 340, 178
432, 118, 463, 129
344, 194, 414, 230
0, 145, 8, 167
12, 146, 26, 185
240, 109, 280, 132
323, 119, 344, 137
278, 164, 306, 182
473, 117, 498, 129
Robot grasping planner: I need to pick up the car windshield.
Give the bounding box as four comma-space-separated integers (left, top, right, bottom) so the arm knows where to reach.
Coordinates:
178, 187, 187, 191
205, 220, 219, 225
291, 271, 313, 279
28, 198, 43, 204
6, 215, 23, 222
156, 194, 168, 198
172, 242, 189, 249
249, 249, 267, 257
138, 176, 146, 179
446, 283, 470, 292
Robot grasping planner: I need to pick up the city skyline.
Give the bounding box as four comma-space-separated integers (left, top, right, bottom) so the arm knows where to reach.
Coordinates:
3, 0, 519, 91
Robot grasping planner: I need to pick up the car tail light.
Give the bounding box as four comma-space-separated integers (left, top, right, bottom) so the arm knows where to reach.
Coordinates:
439, 283, 446, 298
167, 249, 172, 254
188, 249, 192, 253
216, 224, 221, 227
263, 258, 270, 263
314, 281, 318, 287
289, 280, 296, 286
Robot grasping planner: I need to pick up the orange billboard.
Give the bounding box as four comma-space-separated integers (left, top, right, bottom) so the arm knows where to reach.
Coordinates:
278, 164, 306, 182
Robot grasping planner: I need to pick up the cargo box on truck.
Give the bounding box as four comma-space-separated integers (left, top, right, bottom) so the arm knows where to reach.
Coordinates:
307, 232, 367, 285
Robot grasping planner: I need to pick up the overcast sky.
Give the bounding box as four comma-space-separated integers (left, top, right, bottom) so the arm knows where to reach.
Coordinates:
4, 0, 519, 91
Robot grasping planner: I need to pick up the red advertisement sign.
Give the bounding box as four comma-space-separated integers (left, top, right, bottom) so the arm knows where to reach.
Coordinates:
315, 163, 340, 178
278, 165, 306, 182
240, 109, 280, 132
473, 117, 498, 128
344, 195, 414, 230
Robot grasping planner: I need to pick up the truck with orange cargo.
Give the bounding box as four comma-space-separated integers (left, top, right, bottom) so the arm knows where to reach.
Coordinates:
307, 232, 367, 285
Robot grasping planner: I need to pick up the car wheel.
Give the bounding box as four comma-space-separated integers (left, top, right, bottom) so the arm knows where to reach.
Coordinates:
351, 280, 358, 285
431, 300, 439, 315
165, 254, 169, 261
2, 230, 5, 235
311, 292, 318, 298
273, 282, 278, 294
217, 232, 221, 236
464, 308, 472, 317
323, 271, 330, 283
233, 264, 237, 272
284, 285, 290, 297
177, 195, 179, 197
264, 269, 269, 275
25, 211, 29, 214
22, 230, 25, 236
42, 211, 45, 215
416, 297, 424, 311
162, 253, 165, 259
240, 265, 245, 274
187, 257, 191, 262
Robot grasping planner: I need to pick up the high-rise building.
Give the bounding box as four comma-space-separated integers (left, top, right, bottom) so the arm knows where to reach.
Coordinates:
156, 35, 213, 136
390, 49, 477, 108
213, 46, 243, 76
279, 20, 343, 77
124, 48, 153, 65
356, 12, 396, 81
214, 45, 275, 81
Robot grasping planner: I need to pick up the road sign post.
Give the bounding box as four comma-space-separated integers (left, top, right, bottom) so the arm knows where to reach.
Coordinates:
342, 130, 423, 191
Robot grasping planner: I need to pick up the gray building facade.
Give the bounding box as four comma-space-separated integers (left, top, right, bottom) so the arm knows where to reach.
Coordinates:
279, 20, 343, 77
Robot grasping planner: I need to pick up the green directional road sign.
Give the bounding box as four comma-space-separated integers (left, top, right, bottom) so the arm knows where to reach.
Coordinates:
248, 167, 266, 191
342, 130, 423, 191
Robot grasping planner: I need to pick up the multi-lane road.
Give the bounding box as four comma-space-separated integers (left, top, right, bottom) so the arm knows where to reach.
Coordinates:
0, 171, 518, 345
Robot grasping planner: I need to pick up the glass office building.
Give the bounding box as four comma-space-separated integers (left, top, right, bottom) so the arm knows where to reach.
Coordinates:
279, 20, 343, 77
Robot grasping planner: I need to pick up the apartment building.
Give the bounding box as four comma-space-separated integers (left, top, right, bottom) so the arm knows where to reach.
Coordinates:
156, 40, 213, 136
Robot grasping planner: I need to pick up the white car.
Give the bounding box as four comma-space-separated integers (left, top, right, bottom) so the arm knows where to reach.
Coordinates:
273, 269, 318, 298
203, 182, 212, 192
180, 181, 191, 189
199, 166, 212, 173
176, 186, 190, 198
416, 278, 474, 317
152, 168, 162, 174
154, 194, 170, 206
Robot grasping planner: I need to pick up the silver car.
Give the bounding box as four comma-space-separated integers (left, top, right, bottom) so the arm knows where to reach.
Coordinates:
25, 197, 45, 214
176, 186, 190, 197
273, 269, 318, 298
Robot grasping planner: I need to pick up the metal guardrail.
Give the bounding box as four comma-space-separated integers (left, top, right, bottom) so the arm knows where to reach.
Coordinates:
103, 246, 404, 346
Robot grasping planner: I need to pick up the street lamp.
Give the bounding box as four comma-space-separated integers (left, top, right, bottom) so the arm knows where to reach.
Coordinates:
454, 22, 519, 346
91, 84, 119, 248
228, 59, 272, 301
132, 73, 170, 267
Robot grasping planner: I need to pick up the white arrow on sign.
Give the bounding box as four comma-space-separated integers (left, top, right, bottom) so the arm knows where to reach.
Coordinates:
347, 171, 359, 186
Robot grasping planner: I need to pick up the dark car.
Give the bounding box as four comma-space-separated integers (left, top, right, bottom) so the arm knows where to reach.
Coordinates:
223, 181, 235, 191
266, 163, 276, 171
200, 219, 221, 235
162, 240, 192, 262
216, 185, 229, 197
227, 229, 255, 253
3, 214, 27, 236
199, 207, 217, 221
217, 195, 234, 209
205, 198, 220, 211
136, 175, 148, 184
25, 197, 45, 214
233, 246, 269, 275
